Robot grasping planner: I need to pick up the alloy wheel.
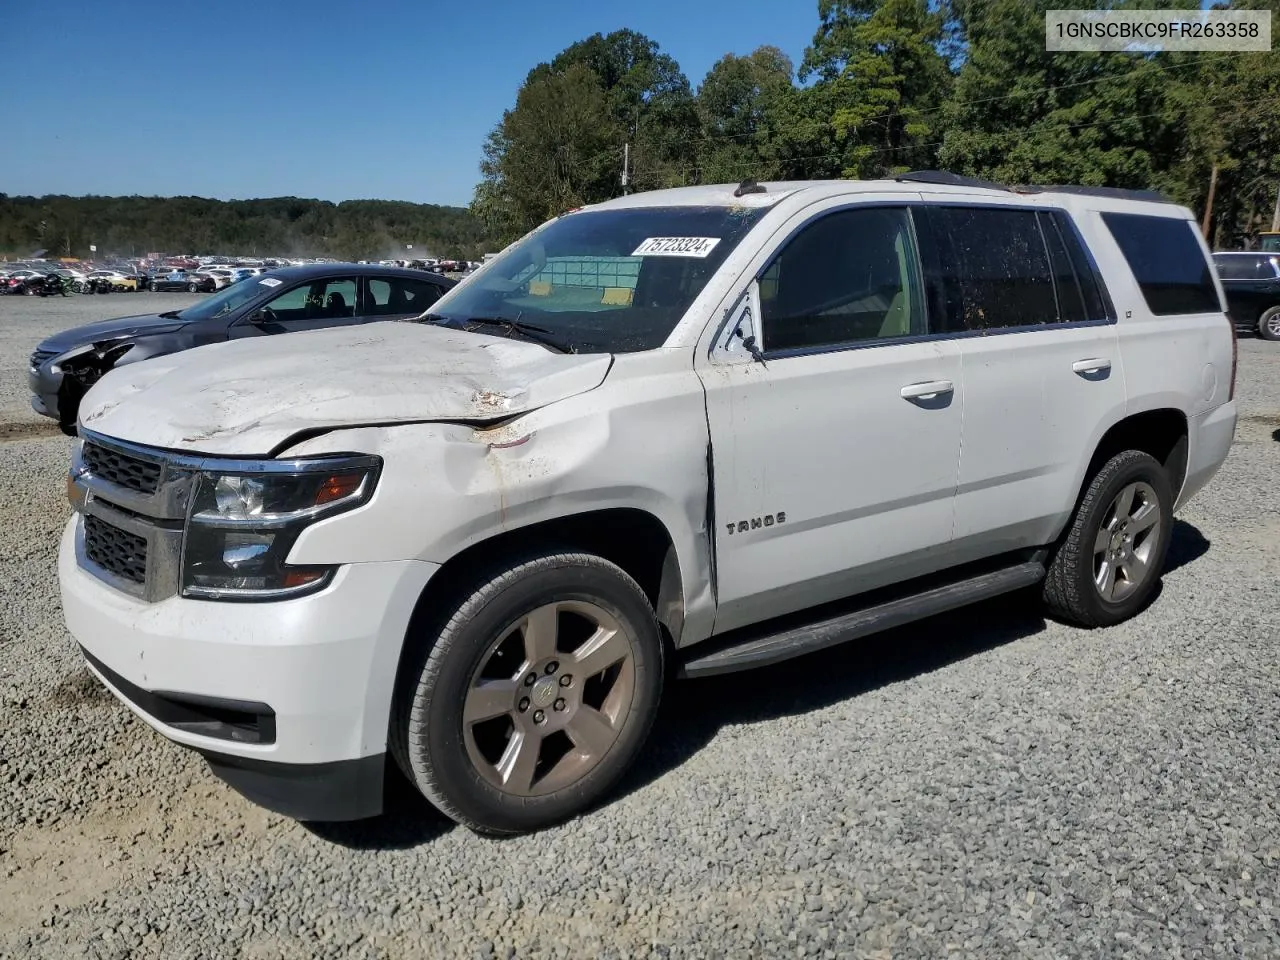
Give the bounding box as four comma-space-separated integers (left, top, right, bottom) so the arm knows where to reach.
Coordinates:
1093, 480, 1162, 603
462, 600, 636, 797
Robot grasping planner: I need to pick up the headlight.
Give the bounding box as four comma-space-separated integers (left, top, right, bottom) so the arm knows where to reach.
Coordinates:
182, 455, 380, 601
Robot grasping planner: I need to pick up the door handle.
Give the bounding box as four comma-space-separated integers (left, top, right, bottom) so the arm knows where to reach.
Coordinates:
1072, 358, 1112, 375
900, 380, 954, 400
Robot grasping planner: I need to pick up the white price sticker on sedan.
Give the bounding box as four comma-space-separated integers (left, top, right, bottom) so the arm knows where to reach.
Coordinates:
631, 237, 722, 258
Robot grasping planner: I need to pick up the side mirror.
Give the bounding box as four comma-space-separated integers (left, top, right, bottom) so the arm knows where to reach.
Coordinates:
246, 309, 269, 324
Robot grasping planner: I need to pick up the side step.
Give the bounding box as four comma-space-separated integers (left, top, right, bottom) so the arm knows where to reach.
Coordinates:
679, 561, 1046, 679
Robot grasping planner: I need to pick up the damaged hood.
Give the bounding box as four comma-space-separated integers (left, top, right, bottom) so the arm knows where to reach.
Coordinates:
37, 312, 186, 354
78, 321, 613, 455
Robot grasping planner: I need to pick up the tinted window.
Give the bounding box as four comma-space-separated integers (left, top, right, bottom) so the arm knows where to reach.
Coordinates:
1051, 211, 1110, 321
1101, 212, 1220, 315
924, 207, 1058, 331
1039, 211, 1087, 324
1214, 255, 1276, 280
367, 277, 443, 316
759, 206, 924, 352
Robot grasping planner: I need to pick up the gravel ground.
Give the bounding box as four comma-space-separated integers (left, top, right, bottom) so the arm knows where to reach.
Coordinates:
1, 294, 1278, 959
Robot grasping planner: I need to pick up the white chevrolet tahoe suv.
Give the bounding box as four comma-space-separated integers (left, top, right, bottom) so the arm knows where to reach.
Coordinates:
59, 173, 1238, 835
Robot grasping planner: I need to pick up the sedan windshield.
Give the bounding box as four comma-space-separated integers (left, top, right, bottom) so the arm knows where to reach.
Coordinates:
426, 205, 768, 353
176, 275, 274, 321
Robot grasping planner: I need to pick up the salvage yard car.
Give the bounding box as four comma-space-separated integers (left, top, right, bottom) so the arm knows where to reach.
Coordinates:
58, 174, 1237, 835
29, 263, 456, 434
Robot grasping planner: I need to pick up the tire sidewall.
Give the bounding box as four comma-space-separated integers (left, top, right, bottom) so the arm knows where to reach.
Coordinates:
407, 556, 663, 834
1071, 452, 1174, 626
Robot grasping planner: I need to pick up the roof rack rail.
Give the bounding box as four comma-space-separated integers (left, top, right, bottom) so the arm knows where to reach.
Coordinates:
893, 170, 1173, 205
1009, 183, 1172, 204
893, 170, 1011, 192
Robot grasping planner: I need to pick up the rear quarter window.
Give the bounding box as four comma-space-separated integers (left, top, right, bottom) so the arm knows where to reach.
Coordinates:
1100, 212, 1222, 315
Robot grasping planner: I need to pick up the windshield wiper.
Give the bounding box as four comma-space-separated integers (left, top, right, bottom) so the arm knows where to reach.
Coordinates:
158, 310, 183, 319
417, 313, 575, 354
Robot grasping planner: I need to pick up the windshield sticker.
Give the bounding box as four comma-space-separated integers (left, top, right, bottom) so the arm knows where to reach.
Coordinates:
631, 237, 722, 258
258, 277, 282, 287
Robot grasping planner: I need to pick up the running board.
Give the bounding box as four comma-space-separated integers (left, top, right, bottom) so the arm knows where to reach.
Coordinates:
679, 561, 1046, 678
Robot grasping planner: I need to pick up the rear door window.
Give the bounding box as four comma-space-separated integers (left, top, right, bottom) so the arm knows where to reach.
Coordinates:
1100, 212, 1221, 315
366, 276, 445, 316
921, 206, 1058, 331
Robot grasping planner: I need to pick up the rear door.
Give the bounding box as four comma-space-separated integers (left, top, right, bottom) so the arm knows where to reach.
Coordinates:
917, 201, 1128, 557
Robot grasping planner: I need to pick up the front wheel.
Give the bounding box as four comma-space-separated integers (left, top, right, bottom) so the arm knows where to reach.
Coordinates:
1043, 449, 1174, 627
1259, 306, 1280, 342
187, 282, 198, 293
391, 551, 664, 835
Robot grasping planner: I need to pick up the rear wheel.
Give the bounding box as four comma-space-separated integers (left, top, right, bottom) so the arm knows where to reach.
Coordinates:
187, 282, 198, 293
391, 551, 664, 835
1259, 306, 1280, 342
1043, 450, 1173, 627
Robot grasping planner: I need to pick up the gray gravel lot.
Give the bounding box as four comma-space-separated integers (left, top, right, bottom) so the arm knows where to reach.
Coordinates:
1, 293, 1278, 959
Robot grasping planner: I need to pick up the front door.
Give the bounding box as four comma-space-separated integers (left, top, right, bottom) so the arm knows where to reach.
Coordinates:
698, 202, 964, 634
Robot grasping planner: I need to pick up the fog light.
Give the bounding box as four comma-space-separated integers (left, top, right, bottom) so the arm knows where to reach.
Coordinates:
222, 533, 274, 570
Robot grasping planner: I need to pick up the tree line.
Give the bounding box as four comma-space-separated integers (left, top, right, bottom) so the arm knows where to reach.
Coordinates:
0, 195, 494, 262
472, 0, 1280, 249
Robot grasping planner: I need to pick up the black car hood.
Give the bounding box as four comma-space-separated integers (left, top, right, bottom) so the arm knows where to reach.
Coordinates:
38, 313, 188, 354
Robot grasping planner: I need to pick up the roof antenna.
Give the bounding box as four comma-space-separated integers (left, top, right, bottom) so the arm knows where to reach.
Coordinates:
734, 178, 766, 197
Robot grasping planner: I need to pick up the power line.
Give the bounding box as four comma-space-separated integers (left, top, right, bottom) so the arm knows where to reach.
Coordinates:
679, 51, 1241, 150
635, 90, 1280, 184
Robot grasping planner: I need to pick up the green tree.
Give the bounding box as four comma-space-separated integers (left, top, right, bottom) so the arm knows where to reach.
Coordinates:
695, 46, 795, 184
801, 0, 954, 177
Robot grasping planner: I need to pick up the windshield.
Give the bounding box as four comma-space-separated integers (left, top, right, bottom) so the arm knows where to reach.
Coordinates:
176, 275, 274, 322
427, 205, 768, 353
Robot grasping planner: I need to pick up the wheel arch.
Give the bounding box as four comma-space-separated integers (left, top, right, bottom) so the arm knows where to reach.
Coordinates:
392, 507, 685, 709
1070, 407, 1189, 529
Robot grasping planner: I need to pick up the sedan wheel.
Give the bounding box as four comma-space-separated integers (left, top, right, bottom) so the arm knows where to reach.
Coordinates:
187, 282, 198, 293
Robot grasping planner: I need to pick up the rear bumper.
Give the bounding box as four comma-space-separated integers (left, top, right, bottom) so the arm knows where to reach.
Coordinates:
1178, 399, 1236, 509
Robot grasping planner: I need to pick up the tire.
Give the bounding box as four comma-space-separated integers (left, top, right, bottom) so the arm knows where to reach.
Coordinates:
187, 282, 198, 293
1259, 306, 1280, 342
1043, 449, 1174, 628
391, 550, 664, 835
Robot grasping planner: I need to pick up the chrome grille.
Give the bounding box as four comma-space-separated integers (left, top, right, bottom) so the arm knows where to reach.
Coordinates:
83, 514, 148, 585
30, 348, 57, 370
83, 442, 162, 495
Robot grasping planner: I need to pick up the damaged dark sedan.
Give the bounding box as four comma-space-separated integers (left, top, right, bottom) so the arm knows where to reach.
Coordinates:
29, 263, 456, 433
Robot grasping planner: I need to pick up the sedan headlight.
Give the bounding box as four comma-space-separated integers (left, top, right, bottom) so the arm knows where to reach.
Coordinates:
182, 455, 380, 601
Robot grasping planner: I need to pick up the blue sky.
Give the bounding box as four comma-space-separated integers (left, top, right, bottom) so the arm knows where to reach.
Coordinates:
0, 0, 818, 208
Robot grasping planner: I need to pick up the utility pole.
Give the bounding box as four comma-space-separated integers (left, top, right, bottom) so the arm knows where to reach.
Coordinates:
1271, 182, 1280, 232
621, 142, 630, 195
1201, 162, 1219, 241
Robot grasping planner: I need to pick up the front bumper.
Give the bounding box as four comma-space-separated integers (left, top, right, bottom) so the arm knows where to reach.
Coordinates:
59, 516, 439, 819
27, 366, 62, 421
